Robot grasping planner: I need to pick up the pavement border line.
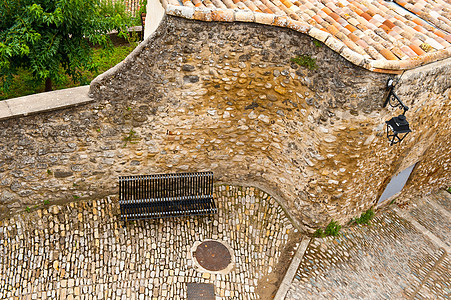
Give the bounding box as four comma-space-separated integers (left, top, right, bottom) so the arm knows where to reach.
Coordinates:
393, 206, 450, 253
430, 191, 451, 218
438, 189, 451, 201
274, 236, 311, 300
427, 199, 451, 220
408, 250, 448, 300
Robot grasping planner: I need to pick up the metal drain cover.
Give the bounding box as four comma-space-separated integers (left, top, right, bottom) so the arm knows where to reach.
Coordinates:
187, 283, 215, 300
194, 240, 232, 271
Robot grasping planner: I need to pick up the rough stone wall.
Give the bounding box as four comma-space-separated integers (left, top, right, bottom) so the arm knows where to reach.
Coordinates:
0, 15, 450, 232
389, 61, 451, 203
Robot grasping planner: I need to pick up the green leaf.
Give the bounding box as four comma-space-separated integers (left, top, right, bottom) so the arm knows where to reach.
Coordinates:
0, 0, 130, 92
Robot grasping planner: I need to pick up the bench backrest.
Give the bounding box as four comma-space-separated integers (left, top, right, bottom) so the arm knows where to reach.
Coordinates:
119, 172, 214, 201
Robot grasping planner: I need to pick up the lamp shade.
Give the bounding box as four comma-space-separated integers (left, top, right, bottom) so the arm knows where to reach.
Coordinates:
386, 114, 411, 145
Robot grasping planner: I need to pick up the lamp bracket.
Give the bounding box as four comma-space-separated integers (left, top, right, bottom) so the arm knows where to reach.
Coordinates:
383, 79, 409, 114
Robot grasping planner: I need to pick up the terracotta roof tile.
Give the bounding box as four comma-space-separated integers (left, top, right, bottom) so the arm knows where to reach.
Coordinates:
355, 39, 369, 49
261, 0, 282, 13
379, 24, 390, 34
312, 14, 323, 24
347, 32, 359, 42
286, 19, 310, 33
191, 0, 203, 7
166, 0, 180, 6
411, 38, 423, 47
436, 36, 450, 48
322, 6, 332, 15
400, 45, 417, 58
343, 39, 367, 56
390, 47, 407, 59
345, 24, 357, 33
339, 27, 351, 36
379, 48, 398, 60
203, 0, 216, 9
243, 0, 261, 12
163, 0, 451, 72
327, 24, 340, 36
220, 0, 237, 8
329, 12, 340, 21
382, 19, 395, 30
409, 44, 426, 56
356, 23, 369, 32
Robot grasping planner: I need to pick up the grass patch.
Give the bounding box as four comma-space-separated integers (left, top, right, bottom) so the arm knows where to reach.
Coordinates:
313, 228, 324, 238
313, 40, 323, 48
325, 220, 341, 236
290, 54, 318, 70
354, 208, 375, 225
123, 129, 139, 147
313, 219, 342, 238
447, 187, 451, 194
0, 43, 137, 100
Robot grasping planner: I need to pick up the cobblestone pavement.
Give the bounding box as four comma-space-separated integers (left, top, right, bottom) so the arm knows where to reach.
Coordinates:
286, 191, 451, 300
0, 185, 300, 300
1, 186, 450, 300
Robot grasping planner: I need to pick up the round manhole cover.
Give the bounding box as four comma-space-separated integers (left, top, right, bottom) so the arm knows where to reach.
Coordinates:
194, 240, 232, 272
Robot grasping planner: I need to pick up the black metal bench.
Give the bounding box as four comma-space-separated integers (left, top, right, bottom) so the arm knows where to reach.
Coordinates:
118, 172, 217, 220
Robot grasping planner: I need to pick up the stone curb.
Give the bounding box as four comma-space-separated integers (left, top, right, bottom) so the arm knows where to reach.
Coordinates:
163, 5, 451, 73
274, 236, 311, 300
426, 195, 451, 221
438, 189, 451, 201
393, 206, 450, 253
0, 86, 92, 121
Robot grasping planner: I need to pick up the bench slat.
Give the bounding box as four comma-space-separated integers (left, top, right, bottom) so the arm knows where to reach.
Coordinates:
120, 199, 217, 219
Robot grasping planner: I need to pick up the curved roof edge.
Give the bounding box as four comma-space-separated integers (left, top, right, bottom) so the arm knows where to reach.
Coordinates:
164, 4, 451, 74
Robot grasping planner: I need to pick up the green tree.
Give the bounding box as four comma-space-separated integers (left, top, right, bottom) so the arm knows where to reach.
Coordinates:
0, 0, 129, 92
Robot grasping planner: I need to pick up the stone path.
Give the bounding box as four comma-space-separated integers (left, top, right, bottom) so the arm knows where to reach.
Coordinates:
1, 186, 450, 300
285, 190, 451, 300
0, 185, 300, 300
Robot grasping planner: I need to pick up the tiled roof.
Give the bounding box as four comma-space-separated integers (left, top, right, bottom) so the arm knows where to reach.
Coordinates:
160, 0, 451, 73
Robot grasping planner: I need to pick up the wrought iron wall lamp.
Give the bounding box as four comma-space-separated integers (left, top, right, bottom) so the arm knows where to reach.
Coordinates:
383, 78, 412, 146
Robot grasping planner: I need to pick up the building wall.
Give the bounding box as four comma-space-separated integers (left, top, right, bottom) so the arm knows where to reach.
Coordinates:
385, 60, 451, 204
1, 15, 450, 231
144, 0, 165, 39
